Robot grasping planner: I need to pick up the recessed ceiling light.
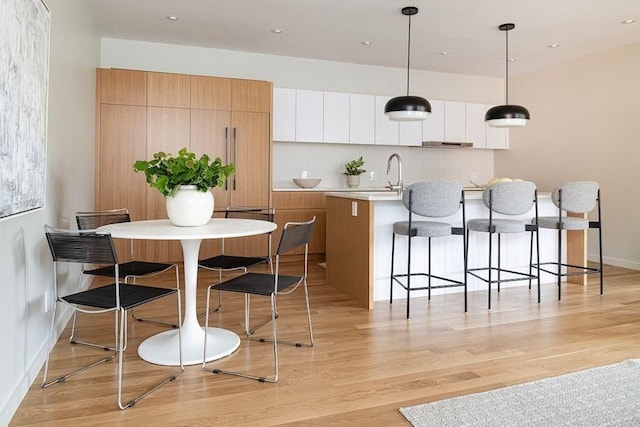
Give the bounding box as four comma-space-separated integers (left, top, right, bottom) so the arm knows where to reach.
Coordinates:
548, 43, 560, 48
439, 51, 448, 55
621, 19, 636, 24
361, 41, 372, 46
271, 28, 283, 34
166, 16, 179, 21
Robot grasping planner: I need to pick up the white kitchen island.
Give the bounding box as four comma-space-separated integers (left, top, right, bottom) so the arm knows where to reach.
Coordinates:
325, 189, 575, 309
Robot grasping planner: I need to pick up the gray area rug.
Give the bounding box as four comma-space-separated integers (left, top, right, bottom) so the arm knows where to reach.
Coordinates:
400, 359, 640, 426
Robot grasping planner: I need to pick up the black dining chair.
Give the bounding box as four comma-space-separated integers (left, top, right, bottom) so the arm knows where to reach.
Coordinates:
42, 225, 184, 409
202, 217, 315, 383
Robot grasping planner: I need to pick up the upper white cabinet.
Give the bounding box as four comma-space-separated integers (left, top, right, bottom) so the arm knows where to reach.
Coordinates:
273, 88, 296, 141
422, 99, 445, 142
465, 103, 510, 149
374, 96, 399, 145
272, 87, 508, 149
349, 94, 375, 144
323, 91, 350, 143
444, 101, 466, 142
465, 102, 487, 148
484, 105, 509, 149
295, 90, 323, 142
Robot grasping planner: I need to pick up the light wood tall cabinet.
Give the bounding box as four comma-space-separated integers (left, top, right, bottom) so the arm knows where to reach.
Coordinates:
95, 68, 273, 262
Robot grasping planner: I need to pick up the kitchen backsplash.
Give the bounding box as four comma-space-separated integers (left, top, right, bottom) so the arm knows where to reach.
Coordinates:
273, 141, 494, 189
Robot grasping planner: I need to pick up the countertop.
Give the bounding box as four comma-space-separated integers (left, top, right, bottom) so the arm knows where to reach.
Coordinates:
324, 189, 550, 202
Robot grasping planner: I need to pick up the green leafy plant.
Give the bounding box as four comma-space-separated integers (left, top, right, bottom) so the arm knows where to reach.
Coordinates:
344, 156, 366, 175
133, 147, 235, 197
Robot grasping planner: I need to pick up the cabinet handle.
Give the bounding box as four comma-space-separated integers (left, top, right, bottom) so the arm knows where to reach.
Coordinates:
224, 127, 229, 191
233, 127, 237, 190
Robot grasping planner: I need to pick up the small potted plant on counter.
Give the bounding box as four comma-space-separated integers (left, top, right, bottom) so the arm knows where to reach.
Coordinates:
344, 156, 366, 188
133, 147, 234, 226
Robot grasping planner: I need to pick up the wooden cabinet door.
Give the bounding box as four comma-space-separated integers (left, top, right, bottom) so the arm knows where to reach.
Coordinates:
98, 69, 147, 106
143, 106, 191, 262
190, 75, 232, 110
190, 109, 233, 260
97, 104, 148, 260
147, 72, 190, 108
190, 109, 233, 207
231, 79, 272, 113
229, 112, 270, 207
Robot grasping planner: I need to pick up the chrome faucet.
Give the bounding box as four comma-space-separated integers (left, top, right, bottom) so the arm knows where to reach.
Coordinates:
386, 153, 403, 194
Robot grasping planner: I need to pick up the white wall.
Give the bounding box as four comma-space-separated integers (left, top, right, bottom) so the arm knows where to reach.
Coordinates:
497, 42, 640, 269
101, 38, 503, 188
0, 0, 99, 424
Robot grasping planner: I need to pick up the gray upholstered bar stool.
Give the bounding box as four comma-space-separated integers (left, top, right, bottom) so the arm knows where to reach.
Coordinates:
390, 181, 467, 318
466, 180, 540, 309
532, 181, 602, 300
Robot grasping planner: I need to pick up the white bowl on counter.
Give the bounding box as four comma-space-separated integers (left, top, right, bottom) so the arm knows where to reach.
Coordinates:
293, 178, 322, 188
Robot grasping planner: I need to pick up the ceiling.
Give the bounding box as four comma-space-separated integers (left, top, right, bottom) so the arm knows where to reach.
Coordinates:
88, 0, 640, 78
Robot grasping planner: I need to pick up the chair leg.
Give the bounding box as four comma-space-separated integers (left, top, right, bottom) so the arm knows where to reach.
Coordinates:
463, 230, 468, 313
206, 292, 279, 383
557, 227, 562, 300
42, 302, 117, 388
427, 237, 432, 301
390, 233, 396, 305
406, 234, 412, 319
129, 267, 180, 328
497, 234, 502, 293
488, 231, 493, 310
536, 228, 541, 303
598, 226, 604, 295
118, 291, 184, 409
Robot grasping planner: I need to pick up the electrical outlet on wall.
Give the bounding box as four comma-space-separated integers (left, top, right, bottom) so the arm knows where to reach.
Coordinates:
369, 171, 376, 181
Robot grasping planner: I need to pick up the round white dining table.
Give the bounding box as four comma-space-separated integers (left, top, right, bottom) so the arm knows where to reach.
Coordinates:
100, 218, 277, 366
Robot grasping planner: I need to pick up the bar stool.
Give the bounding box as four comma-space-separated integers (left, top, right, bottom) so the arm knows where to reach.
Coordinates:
390, 181, 467, 318
532, 181, 602, 300
466, 180, 540, 309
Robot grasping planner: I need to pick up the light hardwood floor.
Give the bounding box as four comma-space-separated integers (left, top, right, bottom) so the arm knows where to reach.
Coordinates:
10, 262, 640, 426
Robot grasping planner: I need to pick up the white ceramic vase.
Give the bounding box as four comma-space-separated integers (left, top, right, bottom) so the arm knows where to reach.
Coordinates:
165, 185, 214, 227
346, 175, 360, 188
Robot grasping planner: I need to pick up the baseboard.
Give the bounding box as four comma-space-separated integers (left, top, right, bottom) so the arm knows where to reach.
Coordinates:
589, 254, 640, 271
1, 308, 73, 425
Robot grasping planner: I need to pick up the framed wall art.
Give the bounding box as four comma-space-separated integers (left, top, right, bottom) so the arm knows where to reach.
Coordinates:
0, 0, 50, 219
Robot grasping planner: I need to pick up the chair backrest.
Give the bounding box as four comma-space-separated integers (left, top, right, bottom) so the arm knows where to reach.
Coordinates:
276, 217, 316, 255
225, 206, 275, 222
45, 225, 118, 265
403, 181, 463, 218
552, 181, 599, 213
76, 208, 131, 230
483, 180, 536, 215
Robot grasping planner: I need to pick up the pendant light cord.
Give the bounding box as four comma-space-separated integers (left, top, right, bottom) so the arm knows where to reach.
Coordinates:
406, 13, 412, 96
505, 27, 509, 104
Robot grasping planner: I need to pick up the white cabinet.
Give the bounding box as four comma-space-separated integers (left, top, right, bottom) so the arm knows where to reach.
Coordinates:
273, 88, 296, 141
399, 121, 423, 146
295, 90, 323, 142
323, 91, 350, 143
422, 99, 445, 142
374, 96, 399, 145
444, 101, 466, 142
465, 103, 487, 148
485, 105, 509, 149
350, 94, 375, 144
273, 87, 509, 149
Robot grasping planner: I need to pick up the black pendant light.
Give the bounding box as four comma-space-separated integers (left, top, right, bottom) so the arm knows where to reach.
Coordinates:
385, 6, 431, 121
485, 23, 530, 127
